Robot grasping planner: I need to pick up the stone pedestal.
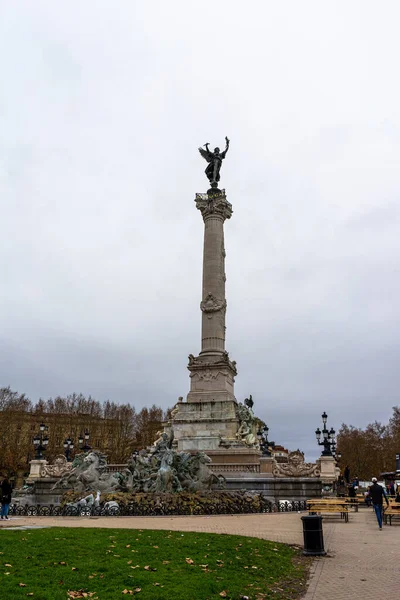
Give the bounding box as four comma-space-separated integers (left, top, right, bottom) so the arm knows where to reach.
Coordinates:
318, 456, 337, 483
26, 459, 47, 483
259, 457, 275, 475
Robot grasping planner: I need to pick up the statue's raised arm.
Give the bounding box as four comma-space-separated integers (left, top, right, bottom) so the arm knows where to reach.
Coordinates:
198, 136, 230, 192
220, 136, 230, 159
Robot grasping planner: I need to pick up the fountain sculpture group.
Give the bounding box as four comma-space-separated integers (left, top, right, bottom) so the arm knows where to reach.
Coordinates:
55, 429, 225, 496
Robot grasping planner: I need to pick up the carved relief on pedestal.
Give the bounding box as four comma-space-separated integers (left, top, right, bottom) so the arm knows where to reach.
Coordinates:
190, 369, 229, 386
40, 455, 73, 478
187, 351, 237, 377
200, 293, 227, 318
272, 450, 321, 478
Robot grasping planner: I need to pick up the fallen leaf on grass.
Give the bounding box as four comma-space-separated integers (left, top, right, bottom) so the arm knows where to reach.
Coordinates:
19, 583, 27, 587
219, 592, 227, 598
144, 566, 150, 571
122, 591, 133, 596
162, 561, 169, 565
5, 563, 12, 567
72, 567, 78, 571
26, 594, 34, 597
185, 558, 194, 565
67, 591, 98, 599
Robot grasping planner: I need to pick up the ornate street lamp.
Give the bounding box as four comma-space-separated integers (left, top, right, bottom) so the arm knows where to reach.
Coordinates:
33, 422, 49, 460
79, 429, 91, 452
315, 412, 336, 456
257, 424, 275, 457
63, 436, 74, 461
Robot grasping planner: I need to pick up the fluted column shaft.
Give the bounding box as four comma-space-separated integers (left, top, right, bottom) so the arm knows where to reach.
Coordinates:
195, 191, 232, 356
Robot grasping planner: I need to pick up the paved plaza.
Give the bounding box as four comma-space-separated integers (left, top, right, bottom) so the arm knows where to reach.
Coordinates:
1, 508, 400, 597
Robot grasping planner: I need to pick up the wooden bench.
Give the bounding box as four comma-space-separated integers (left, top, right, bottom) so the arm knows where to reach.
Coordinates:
307, 500, 350, 523
384, 502, 400, 525
344, 497, 364, 512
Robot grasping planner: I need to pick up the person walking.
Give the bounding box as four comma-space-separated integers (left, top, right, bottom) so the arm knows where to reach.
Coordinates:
344, 465, 350, 484
0, 477, 12, 520
369, 477, 389, 530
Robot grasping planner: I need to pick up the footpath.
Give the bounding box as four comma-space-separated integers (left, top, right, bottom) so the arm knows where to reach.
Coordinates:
2, 508, 400, 596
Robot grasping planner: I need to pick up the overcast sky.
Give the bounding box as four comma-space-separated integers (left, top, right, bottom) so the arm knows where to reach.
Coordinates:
1, 1, 400, 460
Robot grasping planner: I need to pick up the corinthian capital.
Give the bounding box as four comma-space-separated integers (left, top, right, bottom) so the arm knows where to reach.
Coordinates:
195, 190, 233, 221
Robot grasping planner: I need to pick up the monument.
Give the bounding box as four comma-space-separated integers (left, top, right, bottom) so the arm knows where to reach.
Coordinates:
14, 138, 323, 508
166, 139, 262, 472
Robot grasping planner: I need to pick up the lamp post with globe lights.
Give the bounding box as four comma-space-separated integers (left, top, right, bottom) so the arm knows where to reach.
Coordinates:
257, 424, 275, 457
33, 422, 49, 460
315, 412, 336, 457
63, 437, 74, 462
78, 429, 91, 452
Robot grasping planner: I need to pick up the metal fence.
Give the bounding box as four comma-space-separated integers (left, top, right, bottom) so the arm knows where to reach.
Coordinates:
8, 499, 308, 518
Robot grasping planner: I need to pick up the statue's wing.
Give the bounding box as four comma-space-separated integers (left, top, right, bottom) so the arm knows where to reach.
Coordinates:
198, 147, 212, 162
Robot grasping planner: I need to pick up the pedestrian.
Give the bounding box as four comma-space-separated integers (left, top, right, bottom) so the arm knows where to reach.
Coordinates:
369, 477, 389, 530
0, 477, 12, 520
344, 465, 350, 484
348, 484, 356, 498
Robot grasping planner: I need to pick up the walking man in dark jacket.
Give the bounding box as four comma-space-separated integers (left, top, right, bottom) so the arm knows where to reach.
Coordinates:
369, 477, 389, 530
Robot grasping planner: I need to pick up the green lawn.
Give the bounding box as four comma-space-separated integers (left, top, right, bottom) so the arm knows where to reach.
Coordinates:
0, 527, 308, 600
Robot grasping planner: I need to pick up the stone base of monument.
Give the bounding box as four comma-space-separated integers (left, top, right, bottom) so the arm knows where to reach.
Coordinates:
224, 476, 322, 502
170, 398, 240, 452
13, 478, 66, 507
170, 396, 261, 452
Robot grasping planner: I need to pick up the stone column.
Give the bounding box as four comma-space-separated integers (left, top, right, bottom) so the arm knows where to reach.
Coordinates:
198, 192, 231, 354
185, 191, 237, 405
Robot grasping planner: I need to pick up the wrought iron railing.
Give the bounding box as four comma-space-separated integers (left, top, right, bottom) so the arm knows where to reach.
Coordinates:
8, 499, 308, 518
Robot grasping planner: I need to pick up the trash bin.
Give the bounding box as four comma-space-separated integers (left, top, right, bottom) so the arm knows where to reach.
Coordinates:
301, 515, 326, 556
